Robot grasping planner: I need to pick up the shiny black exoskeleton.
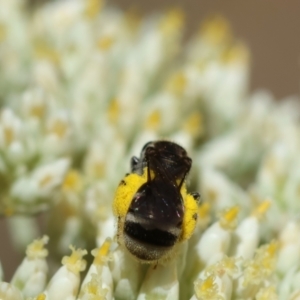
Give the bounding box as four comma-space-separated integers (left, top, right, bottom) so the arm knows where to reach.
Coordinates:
123, 141, 200, 261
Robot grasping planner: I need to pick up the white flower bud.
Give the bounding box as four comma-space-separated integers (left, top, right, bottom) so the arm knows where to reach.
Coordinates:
0, 282, 23, 300
11, 236, 49, 298
45, 246, 87, 300
277, 221, 300, 275
111, 248, 144, 300
137, 261, 179, 300
10, 158, 70, 210
79, 239, 113, 300
195, 206, 238, 268
229, 215, 260, 260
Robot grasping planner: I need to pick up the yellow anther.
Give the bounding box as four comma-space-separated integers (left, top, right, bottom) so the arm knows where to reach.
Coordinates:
145, 109, 161, 130
3, 127, 14, 146
202, 275, 215, 291
4, 206, 14, 217
82, 274, 108, 299
124, 9, 142, 32
200, 15, 231, 45
243, 240, 278, 286
221, 42, 249, 64
39, 174, 53, 188
183, 112, 204, 137
34, 40, 60, 64
256, 286, 278, 300
97, 36, 114, 51
92, 238, 112, 265
206, 188, 218, 203
36, 294, 46, 300
0, 23, 7, 42
29, 104, 46, 119
212, 256, 238, 277
194, 274, 223, 300
26, 236, 49, 259
49, 119, 68, 139
108, 98, 120, 124
62, 245, 87, 274
253, 199, 271, 219
198, 202, 210, 219
63, 170, 82, 192
85, 0, 103, 19
92, 161, 105, 178
159, 8, 185, 35
166, 71, 186, 95
267, 240, 278, 257
219, 205, 240, 230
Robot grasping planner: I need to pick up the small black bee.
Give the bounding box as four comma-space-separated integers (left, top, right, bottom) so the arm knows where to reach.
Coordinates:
113, 141, 200, 263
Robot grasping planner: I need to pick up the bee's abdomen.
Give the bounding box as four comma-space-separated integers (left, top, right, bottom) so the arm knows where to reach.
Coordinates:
124, 221, 178, 247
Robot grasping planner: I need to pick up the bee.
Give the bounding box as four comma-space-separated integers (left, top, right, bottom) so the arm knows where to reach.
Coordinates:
113, 141, 200, 263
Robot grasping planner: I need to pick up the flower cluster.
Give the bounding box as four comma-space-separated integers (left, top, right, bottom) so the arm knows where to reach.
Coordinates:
1, 0, 300, 299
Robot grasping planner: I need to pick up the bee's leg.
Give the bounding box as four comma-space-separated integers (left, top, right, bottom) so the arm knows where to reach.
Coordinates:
130, 156, 140, 172
178, 157, 192, 189
147, 160, 152, 182
190, 192, 201, 205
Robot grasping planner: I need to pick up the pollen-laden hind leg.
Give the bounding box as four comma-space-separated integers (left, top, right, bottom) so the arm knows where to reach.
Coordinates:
180, 192, 201, 241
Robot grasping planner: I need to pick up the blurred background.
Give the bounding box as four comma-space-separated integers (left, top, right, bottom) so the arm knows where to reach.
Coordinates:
110, 0, 300, 100
1, 0, 300, 280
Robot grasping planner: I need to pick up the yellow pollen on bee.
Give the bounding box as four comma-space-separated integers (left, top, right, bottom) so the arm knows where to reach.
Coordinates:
180, 187, 199, 241
219, 205, 240, 230
113, 169, 148, 218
